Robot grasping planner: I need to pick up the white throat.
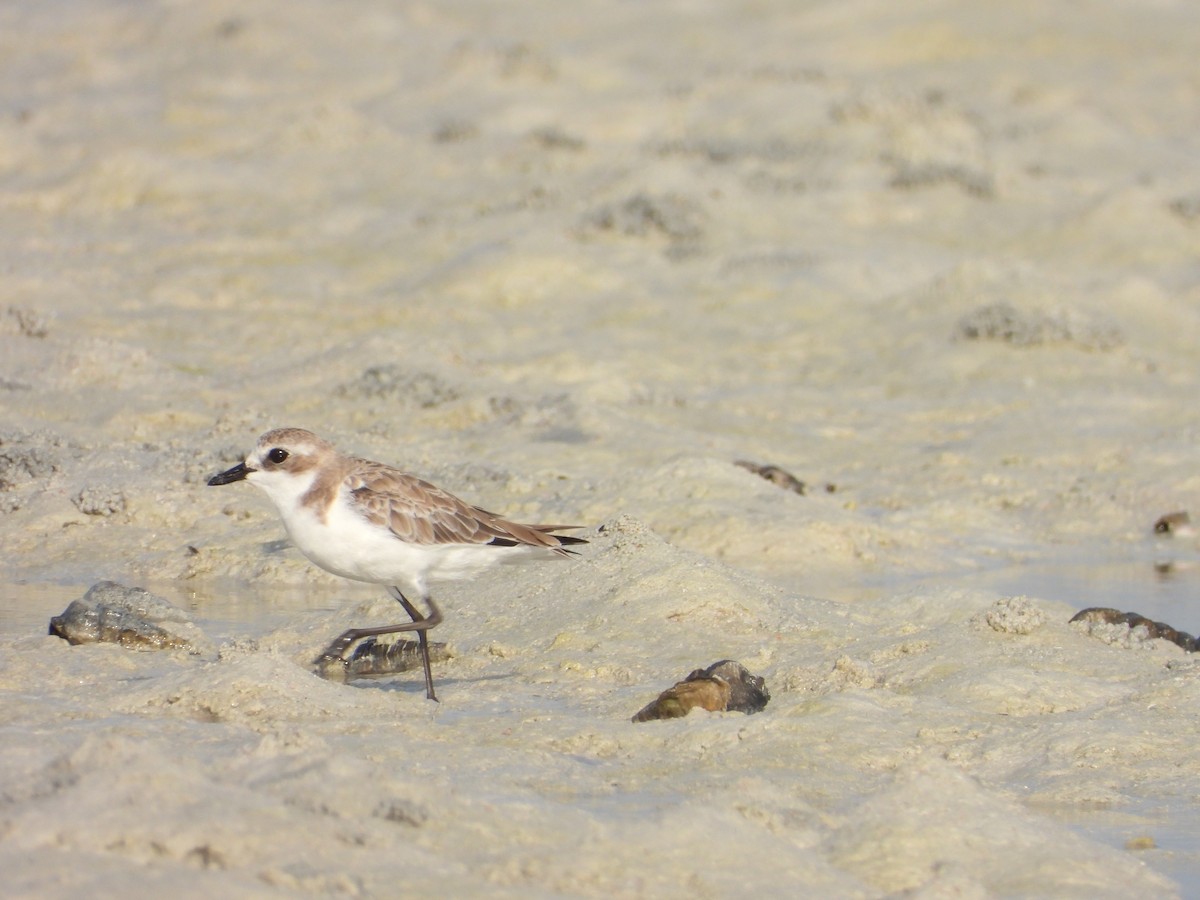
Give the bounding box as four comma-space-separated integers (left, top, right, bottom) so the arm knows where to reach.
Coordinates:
247, 466, 319, 514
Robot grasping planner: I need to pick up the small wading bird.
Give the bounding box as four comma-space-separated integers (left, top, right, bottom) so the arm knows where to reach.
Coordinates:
208, 428, 586, 700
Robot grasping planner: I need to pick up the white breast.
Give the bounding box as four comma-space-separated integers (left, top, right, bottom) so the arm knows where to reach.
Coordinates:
275, 485, 521, 599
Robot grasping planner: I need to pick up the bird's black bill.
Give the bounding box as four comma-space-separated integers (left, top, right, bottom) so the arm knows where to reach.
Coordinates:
208, 462, 251, 486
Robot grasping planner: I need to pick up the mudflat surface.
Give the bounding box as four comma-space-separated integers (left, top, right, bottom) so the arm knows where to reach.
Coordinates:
3, 1, 1199, 895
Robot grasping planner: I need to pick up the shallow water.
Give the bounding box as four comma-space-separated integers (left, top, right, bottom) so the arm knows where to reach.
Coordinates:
807, 545, 1200, 635
12, 540, 1197, 644
1065, 800, 1200, 897
982, 557, 1200, 635
12, 549, 1200, 893
774, 549, 1200, 892
0, 578, 342, 644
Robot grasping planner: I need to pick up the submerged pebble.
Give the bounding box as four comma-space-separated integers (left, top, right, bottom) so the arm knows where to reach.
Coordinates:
1069, 607, 1199, 653
734, 460, 807, 495
580, 192, 706, 259
632, 659, 770, 722
335, 364, 460, 407
49, 581, 211, 653
1153, 510, 1194, 537
72, 485, 127, 517
1, 305, 51, 338
955, 301, 1123, 350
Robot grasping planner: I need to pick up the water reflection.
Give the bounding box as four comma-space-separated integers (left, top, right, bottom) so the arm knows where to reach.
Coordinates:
791, 539, 1200, 634
0, 577, 373, 642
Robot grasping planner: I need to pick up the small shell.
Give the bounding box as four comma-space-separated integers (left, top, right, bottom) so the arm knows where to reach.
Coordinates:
632, 659, 770, 722
343, 638, 453, 679
632, 678, 730, 722
48, 581, 210, 653
702, 659, 771, 714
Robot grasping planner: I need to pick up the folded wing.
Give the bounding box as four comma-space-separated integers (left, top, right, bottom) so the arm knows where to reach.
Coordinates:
347, 462, 584, 555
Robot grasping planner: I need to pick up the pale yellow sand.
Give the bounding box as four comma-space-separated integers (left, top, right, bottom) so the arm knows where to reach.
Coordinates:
3, 0, 1199, 895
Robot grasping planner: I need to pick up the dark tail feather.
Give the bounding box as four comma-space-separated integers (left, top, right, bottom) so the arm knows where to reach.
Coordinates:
526, 523, 588, 548
533, 526, 588, 550
488, 531, 588, 551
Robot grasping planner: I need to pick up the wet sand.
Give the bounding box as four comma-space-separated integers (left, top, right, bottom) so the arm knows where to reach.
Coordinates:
3, 0, 1200, 895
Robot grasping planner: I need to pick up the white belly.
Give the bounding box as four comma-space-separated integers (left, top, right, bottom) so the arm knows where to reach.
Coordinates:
279, 492, 523, 598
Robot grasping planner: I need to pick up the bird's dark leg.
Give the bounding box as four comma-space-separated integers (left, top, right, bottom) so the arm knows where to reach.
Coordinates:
314, 590, 443, 701
388, 587, 442, 702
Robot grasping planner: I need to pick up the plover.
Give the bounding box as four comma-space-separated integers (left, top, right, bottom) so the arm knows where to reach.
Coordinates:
208, 427, 586, 700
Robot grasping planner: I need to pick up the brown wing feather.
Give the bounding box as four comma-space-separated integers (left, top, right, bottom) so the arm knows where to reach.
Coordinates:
347, 461, 582, 554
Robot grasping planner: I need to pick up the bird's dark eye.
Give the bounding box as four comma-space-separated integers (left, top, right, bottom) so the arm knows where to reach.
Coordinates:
267, 448, 289, 465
